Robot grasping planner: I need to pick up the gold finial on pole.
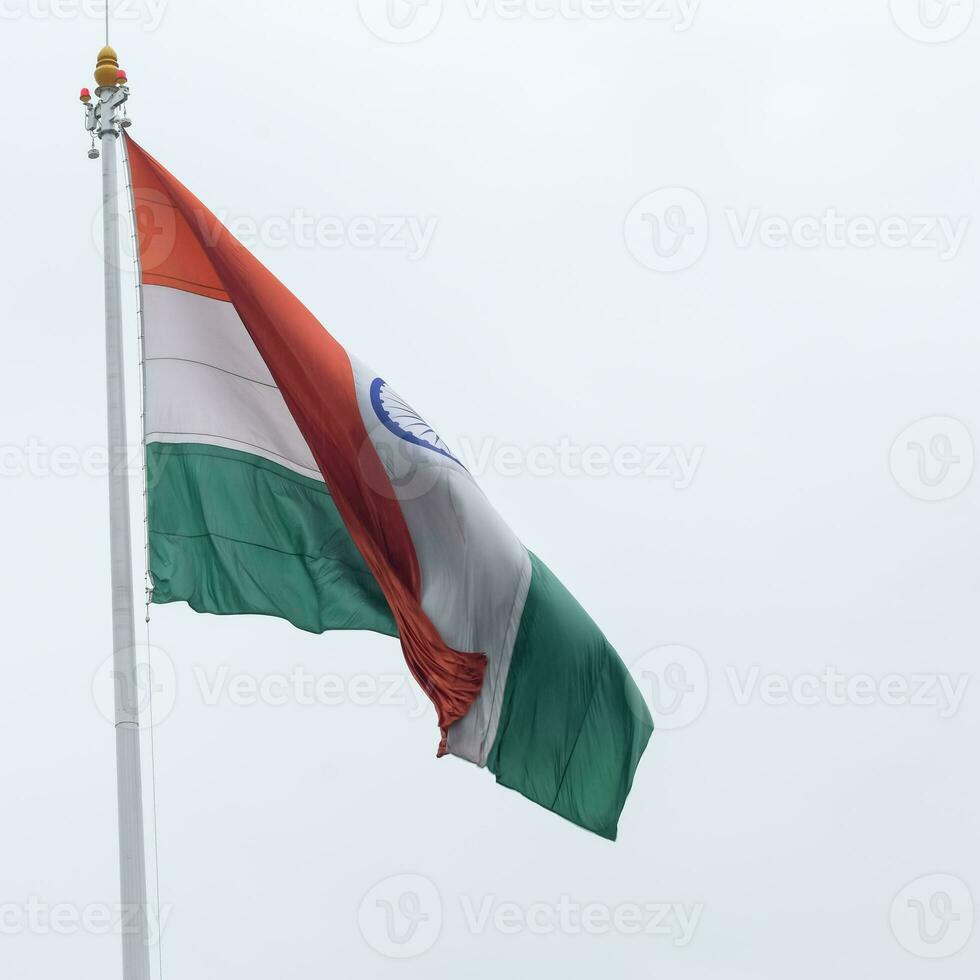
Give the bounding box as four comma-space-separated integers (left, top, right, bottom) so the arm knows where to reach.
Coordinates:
95, 45, 120, 88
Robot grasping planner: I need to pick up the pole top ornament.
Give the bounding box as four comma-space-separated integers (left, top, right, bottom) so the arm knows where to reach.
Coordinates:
95, 45, 121, 88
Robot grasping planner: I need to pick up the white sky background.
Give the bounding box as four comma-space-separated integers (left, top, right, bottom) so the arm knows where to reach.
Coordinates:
2, 0, 980, 976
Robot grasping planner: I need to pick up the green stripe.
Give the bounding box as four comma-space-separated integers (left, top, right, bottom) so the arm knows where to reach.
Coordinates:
487, 553, 653, 841
147, 442, 398, 637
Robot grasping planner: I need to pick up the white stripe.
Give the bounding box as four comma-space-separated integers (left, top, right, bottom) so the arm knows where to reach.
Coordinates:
143, 285, 322, 481
350, 358, 531, 765
144, 284, 275, 385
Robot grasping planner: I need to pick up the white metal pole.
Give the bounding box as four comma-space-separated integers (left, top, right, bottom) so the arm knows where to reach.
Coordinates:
90, 58, 153, 980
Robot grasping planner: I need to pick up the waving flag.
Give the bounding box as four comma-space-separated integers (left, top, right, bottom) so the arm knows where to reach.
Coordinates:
126, 134, 653, 840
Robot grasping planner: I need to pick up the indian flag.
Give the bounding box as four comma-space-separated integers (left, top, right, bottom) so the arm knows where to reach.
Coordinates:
126, 134, 653, 840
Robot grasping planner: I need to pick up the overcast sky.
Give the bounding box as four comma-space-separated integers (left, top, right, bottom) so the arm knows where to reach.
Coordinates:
2, 0, 979, 977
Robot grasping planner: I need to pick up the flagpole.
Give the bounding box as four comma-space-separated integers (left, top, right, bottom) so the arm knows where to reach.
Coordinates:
84, 46, 153, 980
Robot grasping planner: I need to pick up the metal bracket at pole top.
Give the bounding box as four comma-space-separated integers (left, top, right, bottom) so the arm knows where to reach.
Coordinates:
87, 86, 130, 137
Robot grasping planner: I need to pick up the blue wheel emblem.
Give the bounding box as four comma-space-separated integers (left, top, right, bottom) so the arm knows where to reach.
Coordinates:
370, 377, 462, 467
